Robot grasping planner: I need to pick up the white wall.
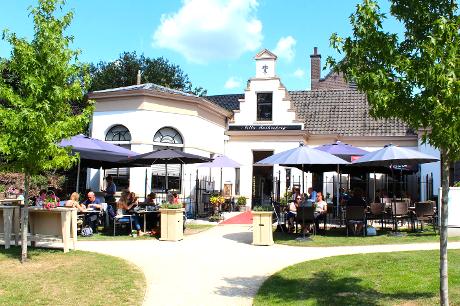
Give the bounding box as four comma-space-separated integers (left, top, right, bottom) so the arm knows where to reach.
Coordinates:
419, 140, 441, 200
89, 109, 226, 197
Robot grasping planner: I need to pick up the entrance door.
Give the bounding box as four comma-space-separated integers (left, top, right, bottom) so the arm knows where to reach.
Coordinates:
252, 151, 274, 206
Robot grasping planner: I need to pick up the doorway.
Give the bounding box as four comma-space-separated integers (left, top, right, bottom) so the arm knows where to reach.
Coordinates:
252, 151, 274, 206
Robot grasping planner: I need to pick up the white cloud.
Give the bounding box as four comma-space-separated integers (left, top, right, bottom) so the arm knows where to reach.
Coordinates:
273, 36, 296, 62
153, 0, 263, 63
292, 68, 305, 78
224, 77, 242, 89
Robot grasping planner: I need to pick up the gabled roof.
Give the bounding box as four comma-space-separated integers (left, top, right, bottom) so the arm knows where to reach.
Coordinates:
254, 49, 277, 60
91, 83, 197, 98
289, 90, 415, 137
205, 94, 244, 111
205, 90, 415, 137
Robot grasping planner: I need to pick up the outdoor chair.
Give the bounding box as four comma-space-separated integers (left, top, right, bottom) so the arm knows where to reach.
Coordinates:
113, 209, 133, 236
412, 201, 437, 233
367, 202, 389, 229
391, 201, 410, 231
295, 207, 316, 236
345, 206, 367, 237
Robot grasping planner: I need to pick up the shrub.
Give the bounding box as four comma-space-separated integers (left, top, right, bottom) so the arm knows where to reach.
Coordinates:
208, 214, 221, 222
236, 196, 247, 206
253, 205, 273, 211
161, 203, 183, 209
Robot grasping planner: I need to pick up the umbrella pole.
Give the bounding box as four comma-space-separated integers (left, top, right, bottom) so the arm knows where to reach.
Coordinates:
165, 164, 168, 192
220, 168, 223, 195
75, 157, 81, 192
336, 165, 340, 218
144, 169, 148, 200
301, 164, 305, 195
373, 172, 376, 203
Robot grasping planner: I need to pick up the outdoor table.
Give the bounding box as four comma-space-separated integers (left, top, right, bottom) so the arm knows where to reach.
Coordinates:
0, 205, 21, 249
135, 210, 160, 233
27, 207, 77, 253
0, 199, 23, 206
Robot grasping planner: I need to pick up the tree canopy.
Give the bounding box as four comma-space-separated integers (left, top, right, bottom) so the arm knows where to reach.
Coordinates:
89, 52, 207, 96
0, 0, 94, 261
328, 1, 459, 304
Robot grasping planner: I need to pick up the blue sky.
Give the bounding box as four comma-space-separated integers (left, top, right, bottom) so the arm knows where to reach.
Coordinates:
0, 0, 397, 95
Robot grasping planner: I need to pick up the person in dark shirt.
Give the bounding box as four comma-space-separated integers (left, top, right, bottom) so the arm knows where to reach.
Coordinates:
346, 187, 367, 235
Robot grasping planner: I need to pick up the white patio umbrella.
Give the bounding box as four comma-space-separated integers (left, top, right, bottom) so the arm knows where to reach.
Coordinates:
197, 155, 241, 194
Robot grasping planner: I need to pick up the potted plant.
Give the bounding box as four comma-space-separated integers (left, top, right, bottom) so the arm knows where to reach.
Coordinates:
209, 194, 225, 215
159, 202, 185, 241
252, 205, 274, 246
236, 196, 247, 212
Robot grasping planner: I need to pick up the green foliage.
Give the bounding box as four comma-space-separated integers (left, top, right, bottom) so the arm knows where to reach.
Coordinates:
89, 51, 207, 96
160, 203, 183, 209
209, 194, 225, 206
454, 181, 460, 187
29, 174, 48, 190
0, 0, 94, 175
208, 214, 221, 222
0, 184, 5, 193
253, 205, 273, 212
328, 0, 460, 161
236, 195, 247, 205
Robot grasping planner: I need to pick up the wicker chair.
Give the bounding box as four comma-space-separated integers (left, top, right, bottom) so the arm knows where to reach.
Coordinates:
413, 201, 437, 233
391, 201, 410, 231
295, 207, 316, 236
368, 202, 389, 229
345, 206, 367, 236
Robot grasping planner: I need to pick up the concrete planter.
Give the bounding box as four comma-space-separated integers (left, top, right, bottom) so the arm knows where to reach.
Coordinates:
439, 187, 460, 237
252, 211, 274, 246
159, 208, 184, 241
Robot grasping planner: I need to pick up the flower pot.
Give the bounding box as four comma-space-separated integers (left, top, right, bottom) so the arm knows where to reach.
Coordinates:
159, 208, 184, 241
252, 211, 274, 246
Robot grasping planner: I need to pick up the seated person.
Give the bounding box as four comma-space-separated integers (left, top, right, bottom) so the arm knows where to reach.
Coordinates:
83, 191, 102, 231
286, 196, 301, 232
117, 191, 143, 236
65, 192, 87, 212
17, 188, 25, 201
313, 192, 328, 233
83, 191, 102, 209
347, 187, 367, 235
35, 189, 47, 206
307, 187, 317, 202
146, 192, 156, 204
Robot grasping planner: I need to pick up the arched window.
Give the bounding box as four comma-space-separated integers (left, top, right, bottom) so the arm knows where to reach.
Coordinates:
153, 127, 183, 144
152, 127, 183, 193
105, 125, 131, 191
105, 125, 131, 142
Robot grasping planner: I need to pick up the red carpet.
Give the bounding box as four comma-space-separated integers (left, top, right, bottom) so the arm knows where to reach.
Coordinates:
220, 211, 253, 225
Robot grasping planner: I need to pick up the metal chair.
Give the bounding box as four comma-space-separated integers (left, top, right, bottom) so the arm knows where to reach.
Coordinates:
113, 209, 133, 236
368, 202, 389, 229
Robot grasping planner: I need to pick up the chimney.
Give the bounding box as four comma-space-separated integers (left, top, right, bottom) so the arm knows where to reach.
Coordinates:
310, 47, 321, 90
136, 70, 141, 85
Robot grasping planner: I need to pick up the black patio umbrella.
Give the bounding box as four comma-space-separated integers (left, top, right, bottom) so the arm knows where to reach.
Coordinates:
352, 144, 439, 200
122, 148, 212, 192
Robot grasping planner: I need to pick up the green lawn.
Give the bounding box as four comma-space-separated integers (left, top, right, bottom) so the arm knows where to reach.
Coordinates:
274, 227, 460, 247
0, 247, 145, 306
254, 249, 460, 306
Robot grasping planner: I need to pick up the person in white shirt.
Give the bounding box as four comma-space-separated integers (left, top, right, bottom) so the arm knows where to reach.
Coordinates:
314, 192, 328, 233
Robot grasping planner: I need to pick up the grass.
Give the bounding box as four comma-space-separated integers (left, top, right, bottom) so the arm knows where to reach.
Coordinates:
274, 226, 460, 247
184, 223, 215, 235
0, 246, 145, 306
254, 249, 460, 306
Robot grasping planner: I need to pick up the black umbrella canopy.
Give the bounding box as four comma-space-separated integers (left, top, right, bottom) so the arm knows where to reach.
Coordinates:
75, 149, 144, 169
123, 148, 212, 165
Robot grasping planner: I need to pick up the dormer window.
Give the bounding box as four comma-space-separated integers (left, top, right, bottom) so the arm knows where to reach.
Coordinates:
257, 92, 273, 121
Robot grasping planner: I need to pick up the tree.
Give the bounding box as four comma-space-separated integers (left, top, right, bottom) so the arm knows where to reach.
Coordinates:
328, 0, 459, 304
89, 52, 207, 96
0, 0, 94, 262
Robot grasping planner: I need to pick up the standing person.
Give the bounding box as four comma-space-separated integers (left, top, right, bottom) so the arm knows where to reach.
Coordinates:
102, 175, 116, 204
314, 192, 328, 233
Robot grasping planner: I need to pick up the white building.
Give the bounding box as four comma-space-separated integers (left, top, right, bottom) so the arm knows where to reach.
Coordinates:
87, 48, 440, 213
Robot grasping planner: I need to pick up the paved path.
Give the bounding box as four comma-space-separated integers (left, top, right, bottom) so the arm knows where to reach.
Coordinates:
77, 225, 460, 306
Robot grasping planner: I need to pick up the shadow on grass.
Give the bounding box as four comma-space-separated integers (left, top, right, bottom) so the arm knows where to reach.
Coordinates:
0, 246, 62, 261
256, 271, 434, 305
222, 232, 252, 244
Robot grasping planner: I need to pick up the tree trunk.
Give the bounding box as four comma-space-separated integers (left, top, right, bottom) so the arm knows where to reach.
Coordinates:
440, 149, 449, 305
20, 173, 30, 263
